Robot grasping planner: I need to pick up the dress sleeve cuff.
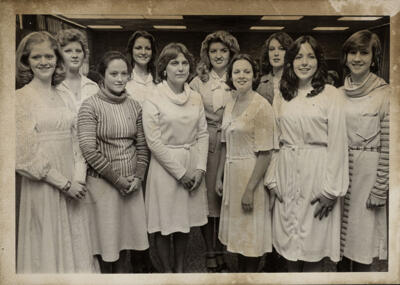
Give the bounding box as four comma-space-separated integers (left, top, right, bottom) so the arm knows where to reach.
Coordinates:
44, 168, 69, 190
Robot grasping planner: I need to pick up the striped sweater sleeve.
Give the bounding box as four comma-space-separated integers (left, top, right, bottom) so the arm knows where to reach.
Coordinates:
134, 105, 149, 180
77, 98, 125, 189
371, 94, 389, 200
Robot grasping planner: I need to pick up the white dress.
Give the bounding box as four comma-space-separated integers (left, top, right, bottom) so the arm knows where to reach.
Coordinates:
265, 84, 349, 262
219, 91, 277, 257
142, 81, 209, 235
16, 83, 98, 273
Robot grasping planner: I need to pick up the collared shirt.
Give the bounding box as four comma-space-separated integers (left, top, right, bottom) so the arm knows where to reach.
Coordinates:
189, 69, 232, 127
125, 69, 156, 106
56, 75, 99, 113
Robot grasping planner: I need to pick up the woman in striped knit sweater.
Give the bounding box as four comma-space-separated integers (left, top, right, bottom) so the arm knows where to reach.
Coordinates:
339, 30, 389, 271
78, 51, 149, 273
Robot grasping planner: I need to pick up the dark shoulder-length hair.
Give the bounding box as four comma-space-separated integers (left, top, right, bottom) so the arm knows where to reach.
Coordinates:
97, 51, 132, 87
259, 32, 293, 75
126, 30, 157, 80
56, 28, 89, 59
280, 35, 327, 101
156, 42, 195, 84
226, 53, 260, 91
341, 29, 382, 77
196, 30, 240, 82
16, 31, 65, 88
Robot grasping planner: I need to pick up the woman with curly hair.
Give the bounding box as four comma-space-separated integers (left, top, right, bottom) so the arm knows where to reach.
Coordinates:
265, 36, 349, 271
15, 31, 98, 273
125, 30, 157, 106
189, 30, 239, 272
55, 29, 98, 113
216, 54, 277, 272
257, 32, 293, 105
338, 30, 389, 272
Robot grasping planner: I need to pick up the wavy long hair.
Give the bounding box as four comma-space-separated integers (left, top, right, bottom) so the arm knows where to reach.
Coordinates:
196, 30, 240, 82
341, 29, 382, 78
259, 32, 293, 76
126, 30, 157, 82
16, 31, 65, 88
280, 35, 327, 101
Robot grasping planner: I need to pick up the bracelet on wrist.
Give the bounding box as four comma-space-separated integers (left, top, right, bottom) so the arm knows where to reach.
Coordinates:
62, 181, 72, 192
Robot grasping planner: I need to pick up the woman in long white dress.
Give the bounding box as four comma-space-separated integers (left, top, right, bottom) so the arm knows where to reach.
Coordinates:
142, 43, 209, 273
339, 29, 389, 272
189, 30, 239, 272
265, 35, 349, 272
215, 54, 277, 272
15, 31, 98, 273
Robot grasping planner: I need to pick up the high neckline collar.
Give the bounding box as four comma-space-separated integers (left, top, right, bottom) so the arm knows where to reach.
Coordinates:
98, 85, 127, 104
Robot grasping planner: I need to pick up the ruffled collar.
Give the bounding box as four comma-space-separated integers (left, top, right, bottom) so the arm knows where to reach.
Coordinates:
98, 85, 127, 104
160, 80, 190, 105
343, 72, 387, 98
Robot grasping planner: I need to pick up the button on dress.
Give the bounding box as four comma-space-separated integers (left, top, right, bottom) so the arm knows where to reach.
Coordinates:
266, 84, 349, 262
219, 91, 277, 257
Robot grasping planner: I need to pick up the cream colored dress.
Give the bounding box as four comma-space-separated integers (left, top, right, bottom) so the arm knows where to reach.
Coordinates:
142, 81, 209, 235
265, 84, 349, 262
340, 73, 389, 264
16, 83, 98, 273
219, 91, 276, 257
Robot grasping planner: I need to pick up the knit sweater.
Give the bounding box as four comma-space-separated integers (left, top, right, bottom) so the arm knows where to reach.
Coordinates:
77, 87, 149, 189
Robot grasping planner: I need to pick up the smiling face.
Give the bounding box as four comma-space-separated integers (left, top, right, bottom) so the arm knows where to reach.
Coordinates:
166, 52, 190, 88
104, 59, 129, 95
132, 36, 152, 68
208, 41, 230, 72
231, 59, 254, 93
346, 43, 373, 82
60, 41, 84, 72
293, 42, 318, 86
28, 41, 57, 83
268, 38, 286, 70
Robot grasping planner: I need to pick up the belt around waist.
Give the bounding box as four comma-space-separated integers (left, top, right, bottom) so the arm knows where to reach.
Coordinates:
165, 140, 196, 150
280, 144, 326, 151
349, 145, 380, 152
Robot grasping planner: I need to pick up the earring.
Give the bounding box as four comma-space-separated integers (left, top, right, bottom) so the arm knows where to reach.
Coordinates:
163, 70, 167, 77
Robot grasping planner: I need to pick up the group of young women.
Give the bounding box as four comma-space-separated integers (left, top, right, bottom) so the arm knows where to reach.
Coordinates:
15, 26, 389, 273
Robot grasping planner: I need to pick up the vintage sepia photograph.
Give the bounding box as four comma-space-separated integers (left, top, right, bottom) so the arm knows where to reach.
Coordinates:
1, 0, 400, 284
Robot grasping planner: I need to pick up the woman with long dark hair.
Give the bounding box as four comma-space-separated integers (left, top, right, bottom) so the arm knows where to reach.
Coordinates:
265, 36, 349, 272
339, 29, 389, 272
257, 32, 293, 105
125, 30, 157, 105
